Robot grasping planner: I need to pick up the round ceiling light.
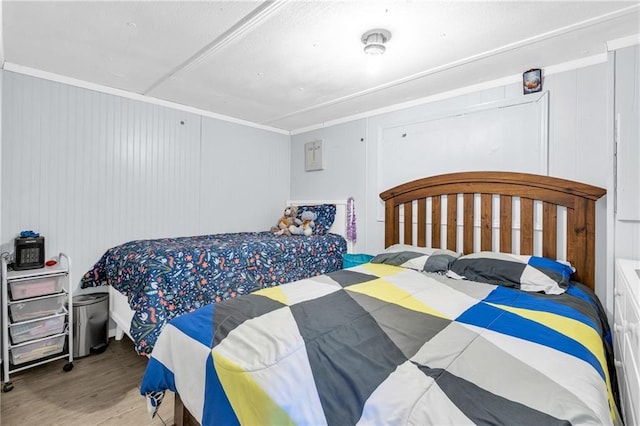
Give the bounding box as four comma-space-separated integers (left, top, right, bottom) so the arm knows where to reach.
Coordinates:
361, 29, 392, 55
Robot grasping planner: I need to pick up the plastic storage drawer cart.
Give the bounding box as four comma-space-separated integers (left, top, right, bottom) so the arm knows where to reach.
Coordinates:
72, 293, 109, 358
2, 253, 74, 393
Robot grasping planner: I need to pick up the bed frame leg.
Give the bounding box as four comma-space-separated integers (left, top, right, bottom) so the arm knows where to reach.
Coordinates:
174, 392, 199, 426
174, 393, 185, 426
114, 326, 124, 341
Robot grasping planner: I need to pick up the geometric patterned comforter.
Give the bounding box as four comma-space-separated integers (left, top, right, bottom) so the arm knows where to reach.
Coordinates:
140, 262, 621, 425
80, 231, 346, 355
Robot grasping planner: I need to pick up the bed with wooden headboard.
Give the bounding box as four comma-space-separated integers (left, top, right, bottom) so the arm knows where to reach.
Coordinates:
380, 171, 605, 291
147, 171, 616, 426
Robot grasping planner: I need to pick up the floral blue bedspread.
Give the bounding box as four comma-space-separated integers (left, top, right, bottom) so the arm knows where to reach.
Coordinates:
80, 231, 346, 355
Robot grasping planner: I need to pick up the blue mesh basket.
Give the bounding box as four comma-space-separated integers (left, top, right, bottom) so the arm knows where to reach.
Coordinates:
343, 253, 374, 268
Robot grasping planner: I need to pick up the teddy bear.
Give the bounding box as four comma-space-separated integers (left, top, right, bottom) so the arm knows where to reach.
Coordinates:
271, 205, 298, 236
289, 210, 317, 236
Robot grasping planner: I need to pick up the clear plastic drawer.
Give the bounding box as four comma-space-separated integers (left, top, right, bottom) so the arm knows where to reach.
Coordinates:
9, 294, 66, 322
9, 313, 66, 344
10, 276, 64, 300
10, 335, 65, 365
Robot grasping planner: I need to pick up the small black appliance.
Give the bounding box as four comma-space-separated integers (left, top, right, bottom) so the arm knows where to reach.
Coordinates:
14, 235, 45, 270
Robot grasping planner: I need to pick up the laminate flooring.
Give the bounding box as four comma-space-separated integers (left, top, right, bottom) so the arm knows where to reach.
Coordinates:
0, 337, 174, 426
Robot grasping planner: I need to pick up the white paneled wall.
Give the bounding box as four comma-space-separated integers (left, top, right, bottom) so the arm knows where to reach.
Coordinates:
200, 118, 291, 234
290, 120, 367, 252
292, 62, 612, 315
1, 71, 290, 293
614, 44, 640, 260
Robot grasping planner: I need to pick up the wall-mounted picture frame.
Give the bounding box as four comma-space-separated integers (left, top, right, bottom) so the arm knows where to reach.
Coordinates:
523, 68, 542, 94
304, 139, 324, 171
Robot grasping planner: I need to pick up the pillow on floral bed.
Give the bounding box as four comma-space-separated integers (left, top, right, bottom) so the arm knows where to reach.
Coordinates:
296, 204, 336, 235
447, 251, 574, 295
371, 244, 460, 273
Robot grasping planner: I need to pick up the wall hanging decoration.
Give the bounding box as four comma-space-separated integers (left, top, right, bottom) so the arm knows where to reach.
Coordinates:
346, 197, 357, 244
304, 140, 324, 171
523, 68, 542, 94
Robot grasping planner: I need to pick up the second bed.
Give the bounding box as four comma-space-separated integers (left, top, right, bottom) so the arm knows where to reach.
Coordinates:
80, 202, 348, 355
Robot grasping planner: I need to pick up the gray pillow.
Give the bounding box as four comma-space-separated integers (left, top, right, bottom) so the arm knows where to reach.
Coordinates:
371, 244, 460, 273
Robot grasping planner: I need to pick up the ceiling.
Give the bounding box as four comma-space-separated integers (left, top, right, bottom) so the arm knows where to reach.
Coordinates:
3, 1, 640, 133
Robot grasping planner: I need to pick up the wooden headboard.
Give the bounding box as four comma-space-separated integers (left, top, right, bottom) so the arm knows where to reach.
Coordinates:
380, 171, 606, 290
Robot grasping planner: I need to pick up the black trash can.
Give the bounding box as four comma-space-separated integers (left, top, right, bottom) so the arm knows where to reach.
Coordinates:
72, 293, 109, 358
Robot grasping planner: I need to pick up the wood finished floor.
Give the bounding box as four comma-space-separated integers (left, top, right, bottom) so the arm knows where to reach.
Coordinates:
0, 337, 174, 426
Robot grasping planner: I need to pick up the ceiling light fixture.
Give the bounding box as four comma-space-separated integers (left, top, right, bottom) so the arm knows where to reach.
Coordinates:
361, 29, 391, 55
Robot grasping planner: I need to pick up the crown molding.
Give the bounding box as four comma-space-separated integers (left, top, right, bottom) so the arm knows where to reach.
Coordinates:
607, 33, 640, 51
2, 62, 290, 135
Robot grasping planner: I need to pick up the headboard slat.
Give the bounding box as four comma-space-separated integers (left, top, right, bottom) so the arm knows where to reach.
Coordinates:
385, 199, 399, 246
500, 195, 512, 253
403, 201, 413, 246
432, 196, 441, 249
381, 171, 605, 290
447, 194, 457, 251
520, 198, 534, 255
481, 194, 492, 251
463, 193, 474, 254
542, 202, 558, 260
417, 198, 427, 247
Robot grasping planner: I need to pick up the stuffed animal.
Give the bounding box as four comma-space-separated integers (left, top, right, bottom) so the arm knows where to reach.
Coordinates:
271, 205, 298, 236
289, 210, 317, 236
